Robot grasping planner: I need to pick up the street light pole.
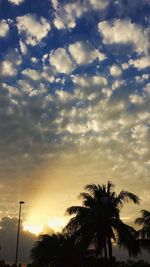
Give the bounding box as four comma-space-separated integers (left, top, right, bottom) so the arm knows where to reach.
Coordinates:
15, 201, 25, 267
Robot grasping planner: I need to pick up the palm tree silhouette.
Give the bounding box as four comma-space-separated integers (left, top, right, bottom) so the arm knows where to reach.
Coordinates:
135, 210, 150, 253
64, 181, 139, 266
30, 233, 65, 267
31, 232, 91, 267
135, 210, 150, 239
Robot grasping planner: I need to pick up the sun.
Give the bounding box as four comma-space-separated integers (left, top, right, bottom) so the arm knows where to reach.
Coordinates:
23, 222, 43, 235
47, 217, 67, 232
23, 216, 67, 235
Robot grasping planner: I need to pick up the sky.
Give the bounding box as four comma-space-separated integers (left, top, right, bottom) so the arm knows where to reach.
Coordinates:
0, 0, 150, 263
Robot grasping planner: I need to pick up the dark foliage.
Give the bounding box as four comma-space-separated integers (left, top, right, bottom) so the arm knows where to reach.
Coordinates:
64, 181, 139, 265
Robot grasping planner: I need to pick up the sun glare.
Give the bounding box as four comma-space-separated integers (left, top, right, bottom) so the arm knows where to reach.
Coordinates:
47, 217, 67, 232
23, 222, 43, 235
23, 216, 67, 235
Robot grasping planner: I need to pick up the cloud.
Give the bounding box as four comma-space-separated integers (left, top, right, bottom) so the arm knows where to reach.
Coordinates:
0, 217, 36, 263
129, 56, 150, 70
144, 83, 150, 94
112, 80, 125, 90
53, 17, 66, 30
129, 94, 145, 105
131, 124, 148, 140
17, 15, 51, 46
135, 74, 149, 83
89, 0, 109, 10
8, 0, 24, 5
49, 48, 75, 74
110, 65, 122, 77
72, 74, 108, 87
98, 19, 149, 54
53, 2, 88, 30
68, 41, 106, 65
0, 60, 17, 77
0, 49, 22, 78
51, 0, 59, 10
122, 63, 129, 70
22, 69, 41, 81
0, 20, 9, 38
31, 57, 38, 64
19, 40, 27, 55
53, 0, 110, 30
49, 41, 106, 74
22, 67, 55, 83
55, 90, 72, 103
0, 69, 150, 238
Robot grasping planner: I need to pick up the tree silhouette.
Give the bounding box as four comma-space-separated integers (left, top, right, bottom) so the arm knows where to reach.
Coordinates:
64, 181, 139, 266
30, 232, 93, 267
136, 210, 150, 239
135, 210, 150, 253
30, 233, 65, 267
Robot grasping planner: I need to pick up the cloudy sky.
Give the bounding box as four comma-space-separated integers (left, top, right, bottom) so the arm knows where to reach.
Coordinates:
0, 0, 150, 262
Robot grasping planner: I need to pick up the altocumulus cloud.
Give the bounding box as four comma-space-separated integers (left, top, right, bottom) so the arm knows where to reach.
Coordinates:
53, 0, 109, 30
49, 48, 75, 74
17, 14, 51, 46
0, 49, 22, 78
0, 20, 9, 38
0, 0, 150, 256
0, 49, 150, 222
8, 0, 24, 5
68, 41, 106, 65
98, 19, 149, 55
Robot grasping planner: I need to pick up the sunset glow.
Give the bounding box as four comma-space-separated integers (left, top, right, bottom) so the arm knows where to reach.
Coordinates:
23, 216, 67, 235
47, 217, 68, 232
23, 222, 43, 235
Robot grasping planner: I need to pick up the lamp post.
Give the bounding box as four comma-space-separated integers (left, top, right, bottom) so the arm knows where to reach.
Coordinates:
15, 201, 25, 267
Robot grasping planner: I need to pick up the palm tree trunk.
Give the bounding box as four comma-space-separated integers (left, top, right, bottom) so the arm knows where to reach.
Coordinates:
107, 238, 112, 267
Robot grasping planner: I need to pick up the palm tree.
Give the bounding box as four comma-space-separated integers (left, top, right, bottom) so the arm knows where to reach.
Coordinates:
64, 181, 139, 266
30, 233, 65, 267
135, 210, 150, 253
135, 210, 150, 239
30, 232, 91, 267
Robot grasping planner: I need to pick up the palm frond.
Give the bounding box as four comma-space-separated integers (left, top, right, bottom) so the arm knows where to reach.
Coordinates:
84, 184, 99, 194
79, 192, 95, 207
116, 190, 139, 207
64, 217, 81, 235
135, 210, 150, 228
112, 219, 137, 248
135, 217, 145, 225
106, 180, 114, 193
65, 206, 86, 216
137, 227, 150, 239
141, 209, 150, 219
